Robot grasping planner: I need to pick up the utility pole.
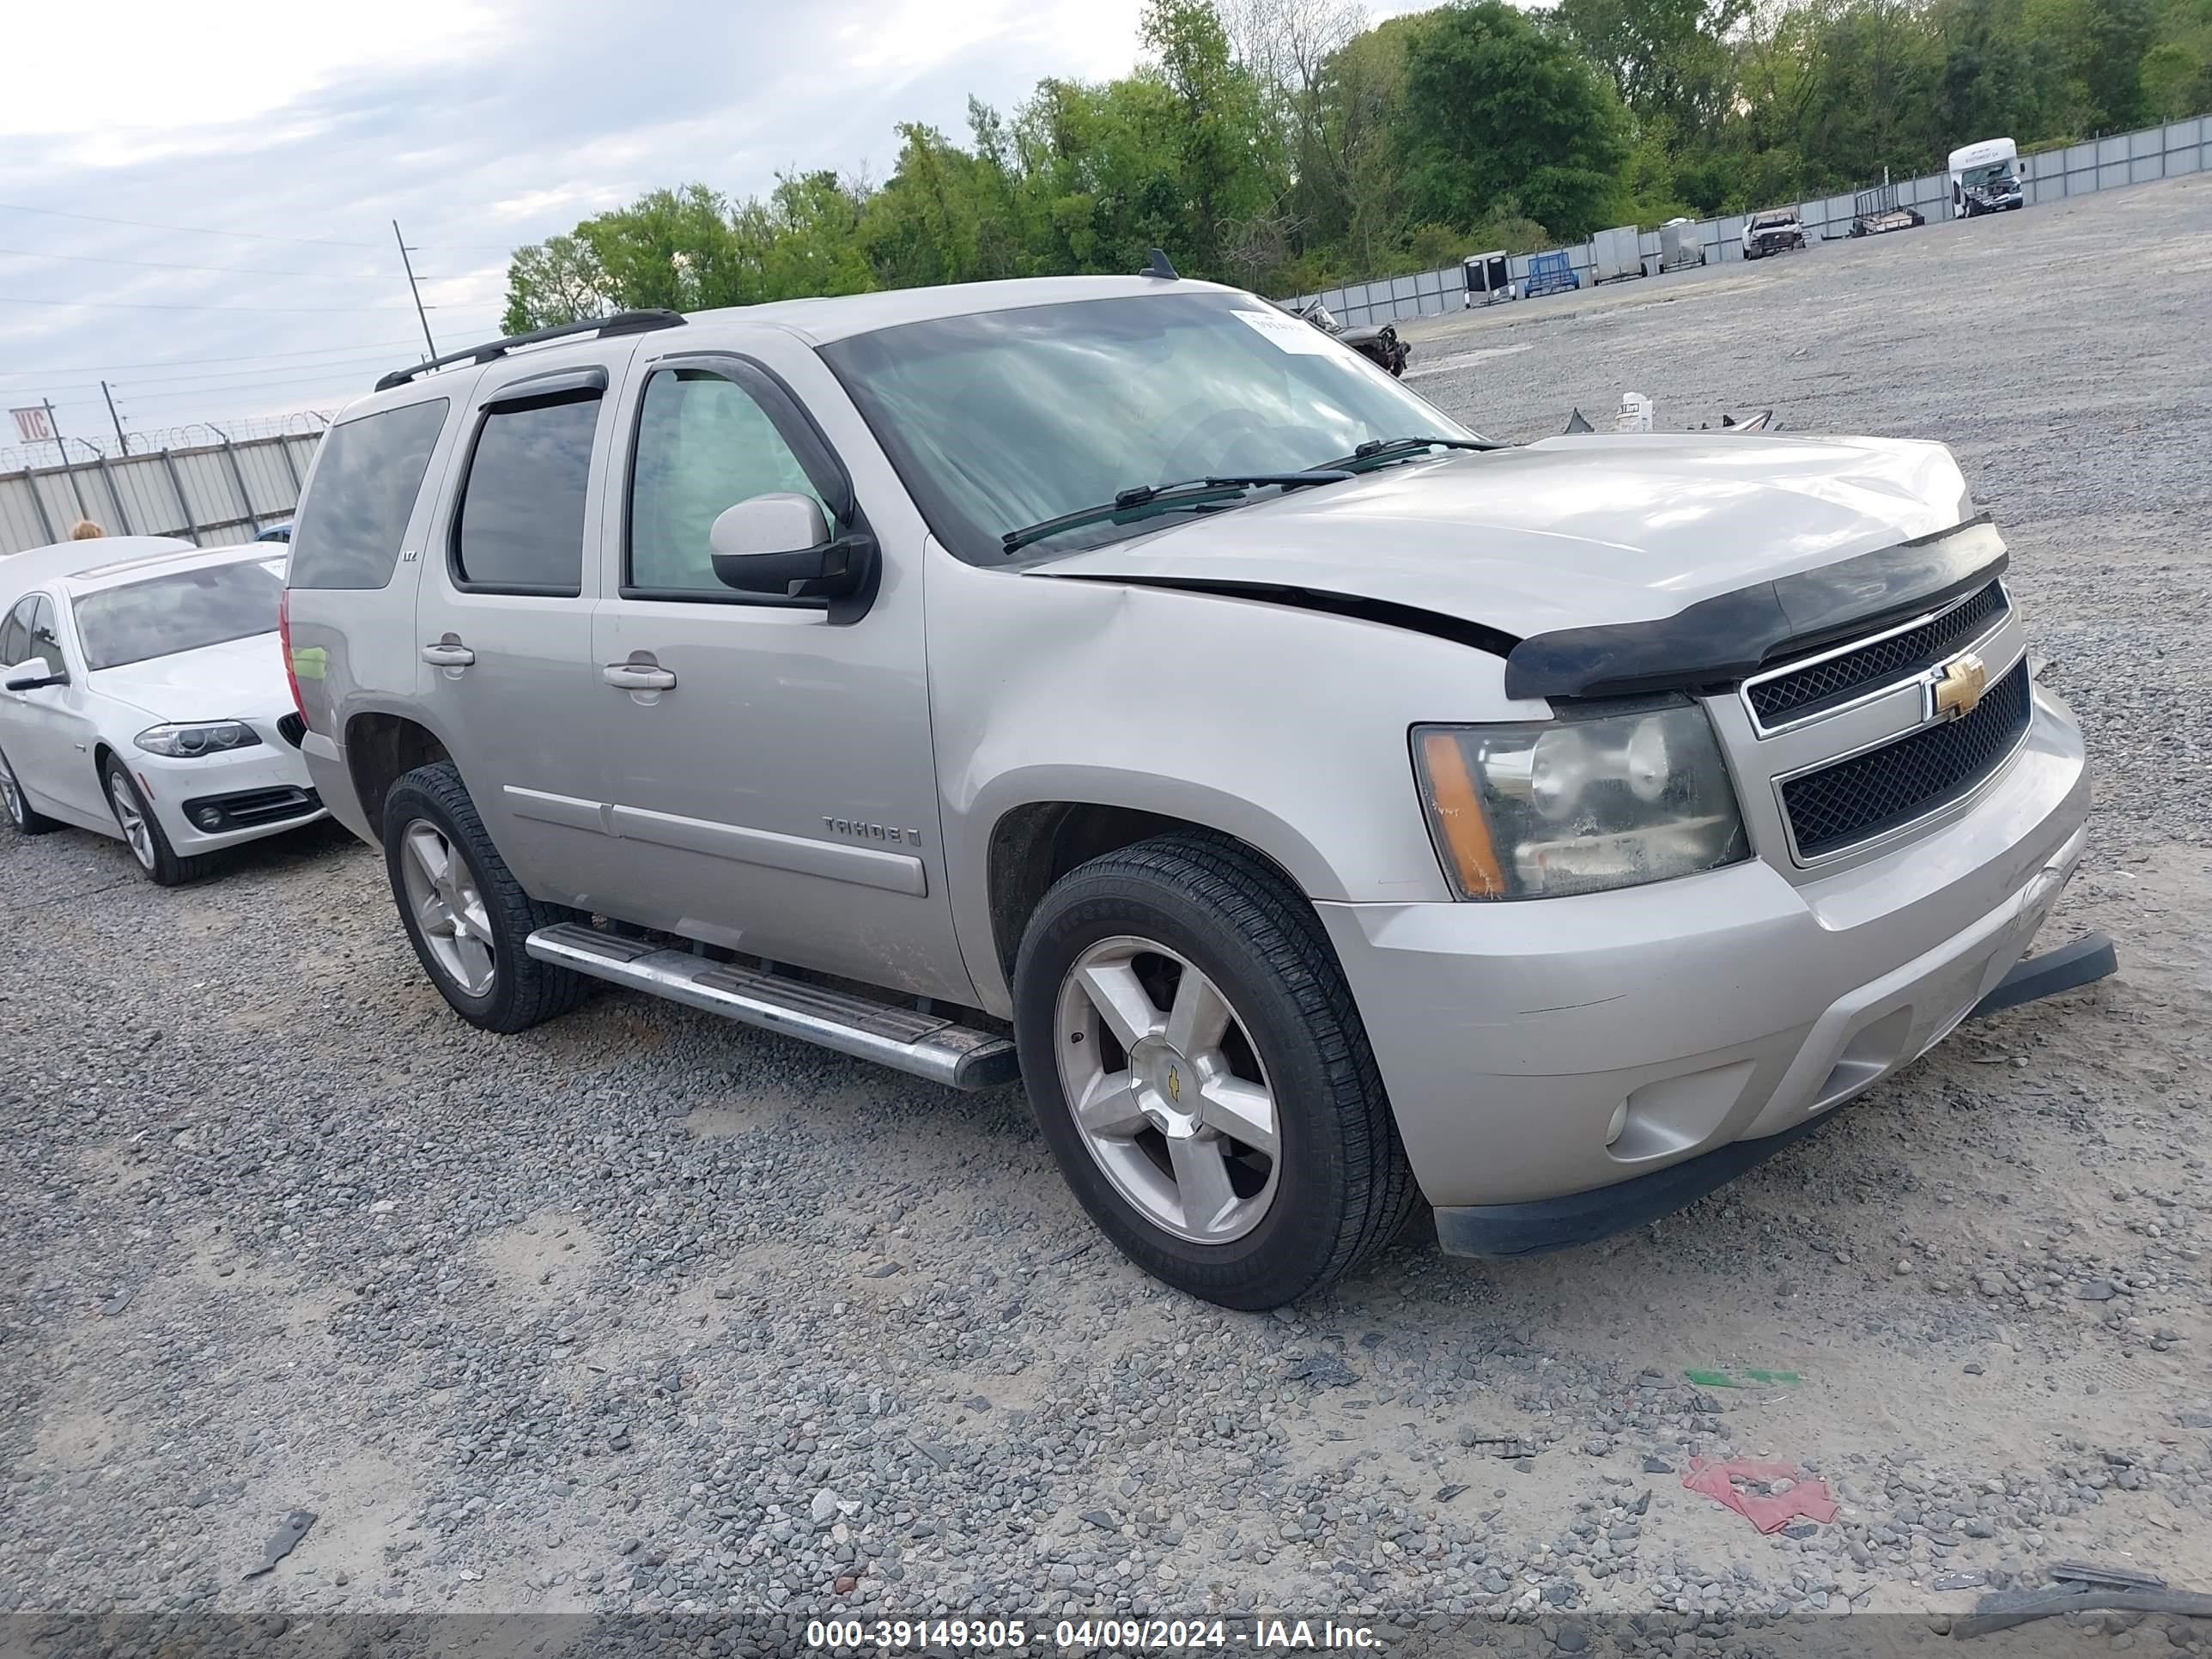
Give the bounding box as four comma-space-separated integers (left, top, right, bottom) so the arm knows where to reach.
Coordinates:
100, 380, 131, 455
393, 220, 439, 361
42, 400, 93, 523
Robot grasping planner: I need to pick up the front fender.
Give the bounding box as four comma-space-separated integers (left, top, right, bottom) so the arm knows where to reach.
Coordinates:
927, 547, 1539, 1012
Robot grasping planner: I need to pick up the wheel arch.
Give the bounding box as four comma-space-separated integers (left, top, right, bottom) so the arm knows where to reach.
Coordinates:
981, 793, 1315, 994
342, 709, 453, 842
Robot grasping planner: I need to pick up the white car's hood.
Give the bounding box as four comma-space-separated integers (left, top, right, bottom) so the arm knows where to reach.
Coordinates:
86, 632, 292, 725
1033, 433, 1978, 641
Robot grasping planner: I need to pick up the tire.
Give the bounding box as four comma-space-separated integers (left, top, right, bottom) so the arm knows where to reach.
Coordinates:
1012, 832, 1419, 1309
0, 742, 62, 836
100, 754, 212, 885
382, 760, 586, 1033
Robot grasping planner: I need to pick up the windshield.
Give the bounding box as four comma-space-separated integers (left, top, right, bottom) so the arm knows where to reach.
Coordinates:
1962, 162, 2016, 189
820, 292, 1482, 563
73, 558, 283, 672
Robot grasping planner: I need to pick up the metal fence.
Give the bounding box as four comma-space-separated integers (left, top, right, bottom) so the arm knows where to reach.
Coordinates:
1285, 113, 2209, 325
0, 423, 325, 556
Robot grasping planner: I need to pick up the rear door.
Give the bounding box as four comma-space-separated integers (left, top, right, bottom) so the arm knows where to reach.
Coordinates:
413, 349, 636, 907
583, 342, 971, 1000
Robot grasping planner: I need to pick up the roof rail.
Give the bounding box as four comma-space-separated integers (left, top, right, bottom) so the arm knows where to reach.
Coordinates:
374, 309, 686, 392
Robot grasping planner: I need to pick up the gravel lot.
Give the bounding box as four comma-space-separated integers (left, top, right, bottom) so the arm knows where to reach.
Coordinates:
3, 174, 2209, 1655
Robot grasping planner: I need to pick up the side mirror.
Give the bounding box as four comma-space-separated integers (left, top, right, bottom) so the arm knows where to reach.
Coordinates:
708, 494, 874, 604
3, 657, 65, 691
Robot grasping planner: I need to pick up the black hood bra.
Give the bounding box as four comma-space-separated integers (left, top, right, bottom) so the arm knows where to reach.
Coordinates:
1503, 516, 2007, 701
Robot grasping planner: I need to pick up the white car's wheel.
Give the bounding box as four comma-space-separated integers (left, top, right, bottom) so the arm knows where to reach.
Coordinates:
101, 756, 212, 885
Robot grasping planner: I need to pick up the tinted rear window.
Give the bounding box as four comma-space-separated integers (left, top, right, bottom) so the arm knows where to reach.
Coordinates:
74, 560, 284, 671
453, 391, 600, 593
287, 399, 448, 589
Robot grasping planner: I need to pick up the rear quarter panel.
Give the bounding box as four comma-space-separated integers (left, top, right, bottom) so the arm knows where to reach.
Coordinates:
286, 376, 483, 842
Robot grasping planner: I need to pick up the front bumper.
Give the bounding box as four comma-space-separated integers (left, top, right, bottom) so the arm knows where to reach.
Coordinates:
131, 737, 327, 854
1316, 687, 2090, 1233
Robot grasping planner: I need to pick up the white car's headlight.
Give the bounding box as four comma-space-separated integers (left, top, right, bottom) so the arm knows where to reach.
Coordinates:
1413, 698, 1748, 899
134, 721, 264, 758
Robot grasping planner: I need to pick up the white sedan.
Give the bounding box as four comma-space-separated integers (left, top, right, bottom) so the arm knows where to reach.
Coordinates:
0, 538, 325, 884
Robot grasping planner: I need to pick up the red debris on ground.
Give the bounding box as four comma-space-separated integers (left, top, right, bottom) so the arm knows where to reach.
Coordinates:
1682, 1456, 1841, 1534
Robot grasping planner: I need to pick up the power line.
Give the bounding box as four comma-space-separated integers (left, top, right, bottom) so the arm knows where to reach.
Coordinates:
0, 200, 382, 249
0, 294, 453, 314
30, 352, 410, 395
0, 245, 378, 279
110, 366, 402, 405
0, 201, 532, 256
0, 338, 427, 377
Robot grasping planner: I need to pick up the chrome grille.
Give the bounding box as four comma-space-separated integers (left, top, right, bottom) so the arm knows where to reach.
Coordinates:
1779, 660, 2031, 859
1748, 581, 2008, 727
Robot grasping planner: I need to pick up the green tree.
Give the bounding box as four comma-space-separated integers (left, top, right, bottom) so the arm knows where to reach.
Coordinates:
1557, 0, 1754, 132
500, 0, 2199, 326
500, 234, 617, 333
1395, 1, 1633, 240
1139, 0, 1280, 278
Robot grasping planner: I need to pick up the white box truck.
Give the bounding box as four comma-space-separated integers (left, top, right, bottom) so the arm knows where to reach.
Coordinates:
1949, 138, 2024, 217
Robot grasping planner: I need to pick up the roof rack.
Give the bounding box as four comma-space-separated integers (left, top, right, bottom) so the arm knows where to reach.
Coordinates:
374, 309, 686, 392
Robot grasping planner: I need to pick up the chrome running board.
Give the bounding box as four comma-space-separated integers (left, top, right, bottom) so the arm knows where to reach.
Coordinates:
524, 922, 1021, 1091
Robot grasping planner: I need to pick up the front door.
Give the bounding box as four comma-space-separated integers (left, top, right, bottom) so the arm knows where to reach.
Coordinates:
1, 594, 102, 823
412, 355, 633, 908
586, 349, 969, 1001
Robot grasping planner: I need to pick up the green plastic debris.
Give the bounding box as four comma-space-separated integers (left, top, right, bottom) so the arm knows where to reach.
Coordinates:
1684, 1367, 1801, 1389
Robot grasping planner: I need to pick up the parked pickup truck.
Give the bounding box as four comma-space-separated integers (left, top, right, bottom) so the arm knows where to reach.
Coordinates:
283, 274, 2089, 1309
1741, 208, 1808, 258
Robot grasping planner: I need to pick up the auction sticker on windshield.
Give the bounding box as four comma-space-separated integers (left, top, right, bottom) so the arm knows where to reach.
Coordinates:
1231, 307, 1339, 354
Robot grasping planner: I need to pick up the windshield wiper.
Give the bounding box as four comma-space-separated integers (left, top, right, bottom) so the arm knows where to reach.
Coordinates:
1323, 434, 1508, 472
1000, 471, 1354, 556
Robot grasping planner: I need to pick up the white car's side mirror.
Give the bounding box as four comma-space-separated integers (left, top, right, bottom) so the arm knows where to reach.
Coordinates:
3, 656, 65, 691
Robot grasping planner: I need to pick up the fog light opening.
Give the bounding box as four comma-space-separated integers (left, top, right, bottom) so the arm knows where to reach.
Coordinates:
1604, 1101, 1630, 1147
192, 807, 224, 830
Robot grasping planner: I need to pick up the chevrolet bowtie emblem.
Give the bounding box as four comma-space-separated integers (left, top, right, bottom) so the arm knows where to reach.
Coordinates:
1933, 652, 1989, 720
1166, 1066, 1182, 1103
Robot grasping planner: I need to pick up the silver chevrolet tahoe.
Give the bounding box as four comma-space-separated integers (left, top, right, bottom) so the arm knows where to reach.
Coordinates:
281, 273, 2090, 1309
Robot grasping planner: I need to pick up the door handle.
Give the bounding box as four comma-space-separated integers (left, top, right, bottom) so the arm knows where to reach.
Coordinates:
421, 641, 476, 668
603, 662, 677, 691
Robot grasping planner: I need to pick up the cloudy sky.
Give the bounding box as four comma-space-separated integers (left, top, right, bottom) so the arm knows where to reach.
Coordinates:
0, 0, 1419, 454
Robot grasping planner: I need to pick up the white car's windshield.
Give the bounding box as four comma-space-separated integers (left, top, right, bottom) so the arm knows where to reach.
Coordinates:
1963, 163, 2016, 189
72, 559, 283, 672
821, 292, 1482, 563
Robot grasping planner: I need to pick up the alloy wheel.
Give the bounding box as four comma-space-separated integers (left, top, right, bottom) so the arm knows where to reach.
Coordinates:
1053, 935, 1281, 1244
398, 819, 496, 997
0, 752, 21, 828
107, 772, 155, 870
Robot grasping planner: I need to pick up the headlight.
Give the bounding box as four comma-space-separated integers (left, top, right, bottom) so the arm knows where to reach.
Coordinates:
1413, 698, 1747, 899
134, 721, 263, 758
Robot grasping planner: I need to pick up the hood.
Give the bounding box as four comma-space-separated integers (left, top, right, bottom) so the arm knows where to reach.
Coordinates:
85, 632, 292, 724
1030, 433, 1976, 641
